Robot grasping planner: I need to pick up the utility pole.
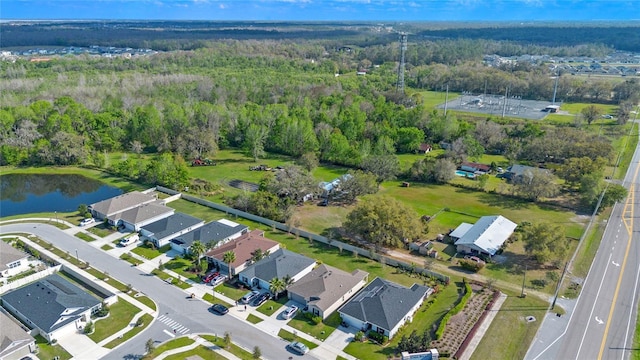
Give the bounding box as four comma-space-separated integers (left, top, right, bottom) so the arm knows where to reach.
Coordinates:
444, 84, 449, 116
396, 32, 407, 93
551, 262, 569, 310
521, 264, 527, 298
502, 86, 509, 118
552, 70, 560, 104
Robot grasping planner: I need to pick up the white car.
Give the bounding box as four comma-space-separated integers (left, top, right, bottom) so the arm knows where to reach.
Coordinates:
240, 290, 261, 304
120, 234, 139, 247
283, 305, 298, 319
79, 218, 95, 226
210, 274, 227, 287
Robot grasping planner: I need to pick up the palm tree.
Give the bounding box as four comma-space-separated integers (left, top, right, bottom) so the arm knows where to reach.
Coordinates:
282, 274, 294, 287
222, 250, 236, 279
269, 277, 286, 300
251, 248, 264, 262
189, 240, 207, 273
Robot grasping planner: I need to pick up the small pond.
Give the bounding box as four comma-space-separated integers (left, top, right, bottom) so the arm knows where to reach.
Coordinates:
0, 173, 123, 217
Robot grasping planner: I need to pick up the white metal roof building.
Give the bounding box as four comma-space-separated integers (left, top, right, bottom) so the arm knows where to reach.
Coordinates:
452, 215, 517, 257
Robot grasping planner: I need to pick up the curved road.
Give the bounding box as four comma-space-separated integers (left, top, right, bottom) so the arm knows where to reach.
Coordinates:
0, 223, 315, 360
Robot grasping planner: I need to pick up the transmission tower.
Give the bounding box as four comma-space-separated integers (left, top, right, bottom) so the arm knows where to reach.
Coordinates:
396, 32, 408, 93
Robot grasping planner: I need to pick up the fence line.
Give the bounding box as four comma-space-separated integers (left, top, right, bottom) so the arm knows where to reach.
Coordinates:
156, 186, 449, 283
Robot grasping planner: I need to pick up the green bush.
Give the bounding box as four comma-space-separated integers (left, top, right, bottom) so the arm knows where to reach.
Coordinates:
367, 330, 388, 344
435, 282, 472, 340
311, 315, 322, 325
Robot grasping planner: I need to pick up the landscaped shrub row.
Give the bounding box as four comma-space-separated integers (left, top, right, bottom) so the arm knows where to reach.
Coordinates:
453, 290, 501, 359
435, 282, 472, 340
367, 330, 388, 345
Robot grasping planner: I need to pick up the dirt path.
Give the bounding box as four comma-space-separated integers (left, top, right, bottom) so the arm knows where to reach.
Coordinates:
386, 249, 552, 303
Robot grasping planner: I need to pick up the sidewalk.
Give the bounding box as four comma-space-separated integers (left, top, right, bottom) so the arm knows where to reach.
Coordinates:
458, 292, 508, 360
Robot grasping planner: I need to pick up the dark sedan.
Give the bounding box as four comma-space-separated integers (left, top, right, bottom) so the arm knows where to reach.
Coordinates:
209, 303, 229, 315
251, 292, 270, 307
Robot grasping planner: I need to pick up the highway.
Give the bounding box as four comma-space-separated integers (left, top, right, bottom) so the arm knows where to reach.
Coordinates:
0, 223, 316, 360
529, 127, 640, 360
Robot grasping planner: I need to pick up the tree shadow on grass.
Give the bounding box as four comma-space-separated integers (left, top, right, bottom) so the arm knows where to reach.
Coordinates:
476, 192, 530, 210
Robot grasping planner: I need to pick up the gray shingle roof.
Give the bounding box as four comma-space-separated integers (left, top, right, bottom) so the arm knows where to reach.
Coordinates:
172, 220, 248, 250
454, 215, 517, 255
0, 311, 35, 358
338, 277, 429, 333
0, 241, 28, 271
288, 264, 368, 312
89, 191, 156, 217
141, 212, 203, 240
111, 201, 174, 225
239, 249, 315, 283
1, 274, 101, 334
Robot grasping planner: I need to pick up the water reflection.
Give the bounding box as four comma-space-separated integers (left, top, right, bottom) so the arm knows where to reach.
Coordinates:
0, 174, 123, 217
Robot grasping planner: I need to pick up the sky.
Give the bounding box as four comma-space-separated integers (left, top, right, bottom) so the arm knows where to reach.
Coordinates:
2, 0, 639, 21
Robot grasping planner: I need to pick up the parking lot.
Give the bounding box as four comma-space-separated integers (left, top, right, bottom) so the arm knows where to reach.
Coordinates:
438, 94, 557, 120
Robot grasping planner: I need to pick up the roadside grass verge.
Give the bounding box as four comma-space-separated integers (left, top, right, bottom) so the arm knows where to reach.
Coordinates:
256, 297, 288, 316
34, 335, 72, 360
613, 122, 639, 180
75, 232, 96, 242
0, 217, 70, 229
201, 335, 254, 360
150, 269, 192, 289
119, 252, 141, 266
103, 313, 153, 349
287, 311, 341, 341
89, 298, 141, 343
135, 295, 157, 311
278, 329, 319, 350
246, 314, 263, 324
164, 345, 226, 360
470, 291, 548, 360
203, 293, 233, 307
145, 337, 195, 359
101, 244, 113, 251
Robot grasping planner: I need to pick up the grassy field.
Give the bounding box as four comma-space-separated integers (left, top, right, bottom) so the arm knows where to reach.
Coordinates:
103, 313, 153, 349
34, 335, 72, 360
418, 90, 460, 108
89, 298, 141, 342
163, 345, 227, 360
470, 291, 548, 360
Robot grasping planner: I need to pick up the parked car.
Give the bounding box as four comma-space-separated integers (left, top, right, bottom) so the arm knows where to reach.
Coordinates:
283, 305, 298, 319
209, 303, 229, 315
210, 274, 227, 287
287, 341, 309, 355
464, 255, 486, 264
119, 234, 139, 247
79, 218, 95, 226
251, 292, 271, 307
202, 271, 220, 284
240, 290, 261, 304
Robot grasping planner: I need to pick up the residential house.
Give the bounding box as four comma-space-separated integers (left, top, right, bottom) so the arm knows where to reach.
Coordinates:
288, 264, 368, 320
89, 191, 157, 224
502, 164, 549, 182
451, 215, 517, 257
139, 213, 204, 248
238, 249, 316, 291
338, 277, 431, 339
0, 242, 30, 279
170, 219, 248, 255
109, 202, 174, 231
0, 312, 37, 360
418, 143, 432, 154
206, 230, 280, 276
0, 274, 102, 342
460, 161, 491, 174
319, 174, 353, 198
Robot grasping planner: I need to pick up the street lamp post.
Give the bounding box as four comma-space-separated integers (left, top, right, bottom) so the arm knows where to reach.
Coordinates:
55, 211, 58, 223
75, 249, 79, 263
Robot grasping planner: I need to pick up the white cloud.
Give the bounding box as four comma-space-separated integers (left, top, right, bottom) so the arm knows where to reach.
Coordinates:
219, 3, 227, 8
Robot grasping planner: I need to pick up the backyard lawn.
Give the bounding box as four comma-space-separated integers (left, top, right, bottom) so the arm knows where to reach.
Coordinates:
89, 298, 141, 342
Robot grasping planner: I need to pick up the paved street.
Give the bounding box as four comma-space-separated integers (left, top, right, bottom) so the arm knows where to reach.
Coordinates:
0, 223, 319, 360
526, 125, 640, 360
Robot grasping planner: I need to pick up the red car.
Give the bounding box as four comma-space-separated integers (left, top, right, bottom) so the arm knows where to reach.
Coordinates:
203, 272, 220, 283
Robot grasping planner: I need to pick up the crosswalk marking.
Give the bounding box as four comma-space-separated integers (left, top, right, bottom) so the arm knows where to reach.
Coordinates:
157, 315, 190, 334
